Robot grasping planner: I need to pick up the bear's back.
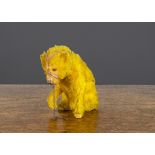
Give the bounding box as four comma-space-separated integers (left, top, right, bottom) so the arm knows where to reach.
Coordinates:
72, 52, 96, 83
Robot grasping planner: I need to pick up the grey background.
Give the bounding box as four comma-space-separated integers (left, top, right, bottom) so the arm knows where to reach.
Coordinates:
0, 23, 155, 84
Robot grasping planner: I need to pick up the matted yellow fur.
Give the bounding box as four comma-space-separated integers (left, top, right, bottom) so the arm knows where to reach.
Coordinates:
40, 45, 98, 118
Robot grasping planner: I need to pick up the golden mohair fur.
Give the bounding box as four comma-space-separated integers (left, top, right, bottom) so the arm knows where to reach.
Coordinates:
40, 45, 98, 118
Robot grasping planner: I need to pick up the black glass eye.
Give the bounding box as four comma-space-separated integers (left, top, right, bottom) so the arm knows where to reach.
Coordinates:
52, 68, 57, 71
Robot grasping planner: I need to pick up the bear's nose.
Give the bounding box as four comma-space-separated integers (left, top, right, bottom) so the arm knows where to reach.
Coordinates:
46, 75, 53, 84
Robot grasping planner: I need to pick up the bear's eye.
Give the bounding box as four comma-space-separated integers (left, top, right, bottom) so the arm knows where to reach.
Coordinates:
52, 68, 57, 71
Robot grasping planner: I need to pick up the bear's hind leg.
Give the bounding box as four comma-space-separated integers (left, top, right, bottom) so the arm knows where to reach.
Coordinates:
84, 82, 98, 111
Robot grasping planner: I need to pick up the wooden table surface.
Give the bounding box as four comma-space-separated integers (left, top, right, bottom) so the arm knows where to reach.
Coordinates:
0, 85, 155, 133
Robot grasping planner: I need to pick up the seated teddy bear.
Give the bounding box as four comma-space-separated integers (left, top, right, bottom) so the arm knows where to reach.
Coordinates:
40, 45, 98, 118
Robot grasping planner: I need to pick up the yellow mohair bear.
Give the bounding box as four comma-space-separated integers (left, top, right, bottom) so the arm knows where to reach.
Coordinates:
40, 45, 98, 118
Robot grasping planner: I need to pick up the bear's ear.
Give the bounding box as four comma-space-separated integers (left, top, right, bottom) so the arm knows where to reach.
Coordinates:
40, 51, 47, 71
60, 52, 70, 63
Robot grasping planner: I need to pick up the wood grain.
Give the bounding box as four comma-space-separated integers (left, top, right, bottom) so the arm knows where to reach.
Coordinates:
0, 85, 155, 133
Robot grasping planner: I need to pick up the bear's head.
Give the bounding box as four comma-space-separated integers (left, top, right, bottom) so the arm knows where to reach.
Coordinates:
40, 45, 73, 85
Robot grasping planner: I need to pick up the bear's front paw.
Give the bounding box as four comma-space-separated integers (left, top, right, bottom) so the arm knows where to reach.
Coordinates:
58, 103, 70, 111
74, 113, 83, 119
58, 104, 65, 111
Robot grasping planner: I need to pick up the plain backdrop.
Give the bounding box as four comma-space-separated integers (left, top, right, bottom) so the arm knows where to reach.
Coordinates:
0, 22, 155, 84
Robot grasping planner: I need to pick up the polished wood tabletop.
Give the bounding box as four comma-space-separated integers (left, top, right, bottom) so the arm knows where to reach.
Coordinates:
0, 85, 155, 133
